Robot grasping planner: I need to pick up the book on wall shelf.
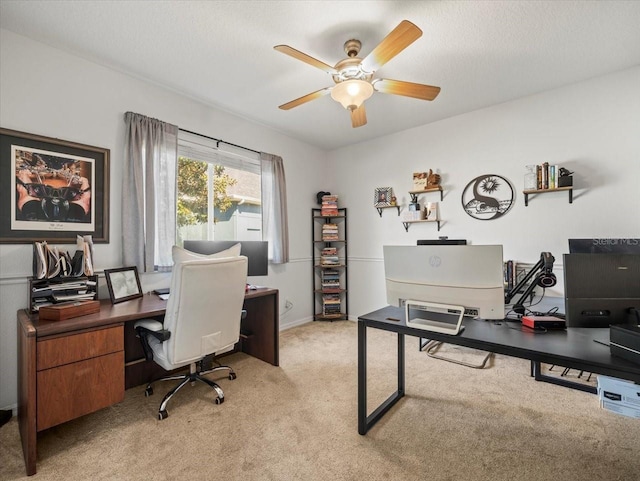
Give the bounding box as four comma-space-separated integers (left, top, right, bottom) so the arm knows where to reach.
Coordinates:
531, 163, 564, 190
312, 203, 348, 321
524, 163, 574, 205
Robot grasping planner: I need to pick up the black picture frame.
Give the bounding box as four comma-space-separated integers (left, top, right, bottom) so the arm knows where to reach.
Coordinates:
104, 266, 143, 304
1, 128, 110, 243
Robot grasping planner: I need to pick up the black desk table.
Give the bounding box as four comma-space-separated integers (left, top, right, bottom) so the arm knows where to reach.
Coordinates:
358, 306, 640, 435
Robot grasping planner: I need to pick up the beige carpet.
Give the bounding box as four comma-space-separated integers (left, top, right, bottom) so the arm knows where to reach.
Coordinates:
2, 320, 639, 481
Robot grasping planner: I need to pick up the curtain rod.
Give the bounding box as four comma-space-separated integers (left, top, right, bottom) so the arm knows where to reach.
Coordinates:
178, 128, 261, 155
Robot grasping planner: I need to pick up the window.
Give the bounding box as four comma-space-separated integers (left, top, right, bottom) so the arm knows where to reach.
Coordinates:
176, 132, 262, 246
124, 113, 287, 272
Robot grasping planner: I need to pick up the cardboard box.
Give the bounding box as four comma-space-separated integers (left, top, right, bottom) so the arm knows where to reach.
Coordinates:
597, 375, 640, 418
600, 399, 640, 419
39, 300, 101, 321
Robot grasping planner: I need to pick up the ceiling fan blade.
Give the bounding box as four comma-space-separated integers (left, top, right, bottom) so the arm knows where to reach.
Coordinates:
274, 45, 337, 74
360, 20, 422, 73
373, 79, 441, 101
278, 87, 333, 110
350, 105, 367, 128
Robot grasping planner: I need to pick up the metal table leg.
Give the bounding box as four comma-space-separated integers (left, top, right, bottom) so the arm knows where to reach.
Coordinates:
531, 361, 596, 394
358, 321, 405, 435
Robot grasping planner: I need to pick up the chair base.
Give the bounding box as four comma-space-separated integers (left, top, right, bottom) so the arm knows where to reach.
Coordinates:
145, 362, 236, 420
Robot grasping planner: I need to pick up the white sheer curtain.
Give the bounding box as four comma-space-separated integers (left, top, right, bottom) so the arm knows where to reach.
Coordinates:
122, 112, 178, 272
260, 152, 289, 264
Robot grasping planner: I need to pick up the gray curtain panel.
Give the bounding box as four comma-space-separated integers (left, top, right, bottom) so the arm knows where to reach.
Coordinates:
123, 112, 178, 272
260, 153, 289, 264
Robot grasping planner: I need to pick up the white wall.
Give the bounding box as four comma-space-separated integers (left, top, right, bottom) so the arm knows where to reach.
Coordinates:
0, 29, 328, 410
327, 67, 640, 318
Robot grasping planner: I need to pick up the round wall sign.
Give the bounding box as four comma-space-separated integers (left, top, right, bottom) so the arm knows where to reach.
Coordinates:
461, 174, 514, 220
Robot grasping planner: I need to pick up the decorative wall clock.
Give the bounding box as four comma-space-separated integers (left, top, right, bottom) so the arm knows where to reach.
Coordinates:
461, 174, 514, 220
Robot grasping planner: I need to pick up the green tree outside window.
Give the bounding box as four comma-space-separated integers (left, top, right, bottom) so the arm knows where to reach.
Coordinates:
177, 157, 237, 227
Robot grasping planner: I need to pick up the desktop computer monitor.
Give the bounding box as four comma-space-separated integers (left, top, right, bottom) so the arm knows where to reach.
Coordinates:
568, 238, 640, 254
383, 244, 505, 320
183, 240, 268, 277
563, 253, 640, 327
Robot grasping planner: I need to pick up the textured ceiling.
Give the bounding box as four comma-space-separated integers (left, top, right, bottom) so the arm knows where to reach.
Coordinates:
1, 1, 640, 150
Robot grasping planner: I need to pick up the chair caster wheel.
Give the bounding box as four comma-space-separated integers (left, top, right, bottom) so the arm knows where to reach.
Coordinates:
145, 387, 153, 397
215, 397, 224, 405
158, 410, 168, 420
229, 372, 237, 380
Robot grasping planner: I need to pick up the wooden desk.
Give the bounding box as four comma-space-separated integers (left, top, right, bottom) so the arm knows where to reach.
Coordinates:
17, 288, 279, 476
357, 306, 640, 435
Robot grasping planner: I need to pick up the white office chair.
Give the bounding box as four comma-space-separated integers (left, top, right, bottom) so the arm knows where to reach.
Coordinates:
135, 246, 248, 420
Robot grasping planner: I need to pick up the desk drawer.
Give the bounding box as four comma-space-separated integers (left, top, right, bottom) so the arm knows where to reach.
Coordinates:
37, 350, 124, 431
37, 326, 123, 371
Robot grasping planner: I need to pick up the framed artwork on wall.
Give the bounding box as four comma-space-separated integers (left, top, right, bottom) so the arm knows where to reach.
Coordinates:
461, 174, 514, 220
374, 187, 393, 207
0, 128, 110, 243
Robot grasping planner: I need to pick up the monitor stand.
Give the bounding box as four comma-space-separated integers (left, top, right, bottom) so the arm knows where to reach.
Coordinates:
405, 300, 466, 335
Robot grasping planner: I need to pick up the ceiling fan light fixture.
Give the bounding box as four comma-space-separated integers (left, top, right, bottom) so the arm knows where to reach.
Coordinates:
331, 80, 373, 110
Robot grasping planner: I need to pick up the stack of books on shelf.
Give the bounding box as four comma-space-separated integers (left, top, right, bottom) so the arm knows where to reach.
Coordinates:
321, 269, 341, 292
320, 247, 340, 266
322, 223, 339, 241
535, 162, 560, 190
321, 195, 339, 216
322, 293, 342, 317
31, 277, 98, 312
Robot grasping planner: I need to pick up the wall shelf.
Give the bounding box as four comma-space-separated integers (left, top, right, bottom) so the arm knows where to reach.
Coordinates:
401, 219, 441, 232
523, 186, 573, 206
408, 186, 443, 203
375, 205, 401, 217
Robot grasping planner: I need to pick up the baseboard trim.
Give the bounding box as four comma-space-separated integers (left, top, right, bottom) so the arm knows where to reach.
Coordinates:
280, 316, 314, 331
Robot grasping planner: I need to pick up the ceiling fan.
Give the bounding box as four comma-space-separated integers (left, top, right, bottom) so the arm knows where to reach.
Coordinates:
274, 20, 441, 128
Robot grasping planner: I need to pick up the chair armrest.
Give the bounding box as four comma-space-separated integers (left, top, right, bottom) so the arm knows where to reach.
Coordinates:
137, 326, 171, 342
134, 323, 171, 362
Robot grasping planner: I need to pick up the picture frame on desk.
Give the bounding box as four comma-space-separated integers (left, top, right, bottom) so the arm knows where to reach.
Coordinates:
0, 128, 110, 244
105, 266, 143, 304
